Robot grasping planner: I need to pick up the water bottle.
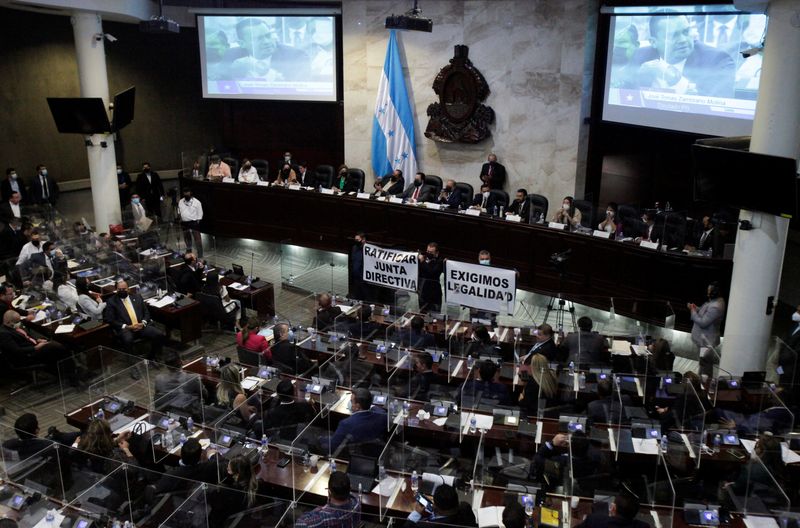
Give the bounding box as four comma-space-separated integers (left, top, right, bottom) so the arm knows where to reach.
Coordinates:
96, 407, 105, 421
568, 361, 575, 376
302, 451, 311, 473
524, 496, 534, 517
330, 458, 337, 473
713, 434, 722, 454
260, 434, 268, 455
179, 432, 187, 445
375, 344, 382, 361
702, 429, 708, 449
410, 470, 419, 492
45, 510, 55, 528
467, 355, 474, 369
113, 521, 122, 528
469, 417, 477, 434
186, 417, 194, 432
402, 400, 411, 416
660, 434, 668, 454
493, 205, 498, 217
708, 377, 717, 396
378, 464, 387, 482
164, 432, 174, 450
579, 372, 586, 390
499, 206, 504, 217
331, 294, 337, 307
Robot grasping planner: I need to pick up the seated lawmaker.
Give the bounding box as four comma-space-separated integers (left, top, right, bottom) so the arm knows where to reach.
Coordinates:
334, 164, 359, 193
575, 493, 649, 528
238, 159, 259, 183
465, 325, 498, 357
76, 277, 106, 321
552, 196, 582, 230
312, 292, 342, 331
0, 283, 32, 319
404, 483, 477, 527
0, 310, 79, 386
385, 169, 405, 195
297, 162, 315, 187
198, 272, 239, 331
3, 413, 79, 460
394, 352, 439, 401
587, 379, 630, 424
371, 178, 389, 198
506, 189, 530, 219
236, 317, 272, 363
635, 211, 659, 243
521, 323, 558, 362
437, 179, 463, 209
152, 437, 222, 494
295, 472, 361, 528
275, 162, 299, 186
318, 388, 387, 454
175, 252, 204, 296
206, 154, 231, 182
399, 315, 435, 349
471, 183, 497, 212
558, 316, 609, 366
401, 172, 434, 203
462, 360, 510, 405
103, 280, 166, 362
598, 202, 620, 236
259, 379, 315, 441
272, 323, 313, 374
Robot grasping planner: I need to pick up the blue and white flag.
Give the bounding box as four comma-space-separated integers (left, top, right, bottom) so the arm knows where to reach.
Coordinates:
371, 30, 418, 183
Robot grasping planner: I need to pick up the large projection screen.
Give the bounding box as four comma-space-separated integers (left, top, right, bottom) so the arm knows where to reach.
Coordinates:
198, 14, 338, 102
602, 7, 767, 136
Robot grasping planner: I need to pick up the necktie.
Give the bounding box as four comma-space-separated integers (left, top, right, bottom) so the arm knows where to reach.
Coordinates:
123, 297, 139, 325
412, 187, 420, 201
700, 231, 709, 248
482, 196, 488, 208
488, 164, 493, 177
793, 324, 800, 336
41, 176, 49, 199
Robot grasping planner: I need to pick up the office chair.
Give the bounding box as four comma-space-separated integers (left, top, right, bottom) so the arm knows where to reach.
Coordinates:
528, 194, 549, 223
250, 159, 268, 180
454, 182, 474, 210
573, 199, 594, 229
222, 157, 239, 180
424, 174, 443, 195
315, 165, 335, 188
347, 167, 366, 192
236, 346, 263, 368
489, 189, 510, 211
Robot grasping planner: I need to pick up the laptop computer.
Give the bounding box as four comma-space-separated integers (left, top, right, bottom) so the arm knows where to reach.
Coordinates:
742, 371, 766, 389
228, 264, 245, 282
684, 503, 720, 526
346, 454, 378, 492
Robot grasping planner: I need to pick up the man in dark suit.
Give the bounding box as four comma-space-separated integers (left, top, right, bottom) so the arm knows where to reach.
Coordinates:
297, 161, 315, 187
400, 316, 436, 349
0, 219, 27, 272
587, 379, 631, 424
117, 165, 133, 207
559, 316, 609, 366
103, 280, 166, 361
175, 253, 204, 296
688, 215, 723, 256
29, 164, 59, 207
437, 179, 463, 209
349, 232, 370, 301
507, 189, 530, 220
575, 493, 649, 528
523, 323, 558, 362
0, 310, 77, 383
462, 360, 509, 404
319, 388, 387, 454
228, 18, 311, 82
418, 242, 444, 312
312, 292, 342, 331
479, 153, 506, 190
627, 12, 735, 97
470, 183, 497, 212
401, 172, 435, 203
403, 484, 477, 527
259, 379, 315, 440
2, 413, 79, 460
385, 170, 405, 195
271, 323, 313, 374
1, 168, 28, 203
135, 162, 165, 219
0, 191, 23, 224
152, 438, 222, 494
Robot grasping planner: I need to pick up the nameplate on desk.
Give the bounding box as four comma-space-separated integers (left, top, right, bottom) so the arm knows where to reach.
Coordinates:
505, 214, 521, 223
320, 188, 335, 195
256, 181, 270, 187
389, 197, 403, 204
288, 184, 301, 190
466, 208, 481, 217
425, 203, 443, 210
640, 240, 659, 250
593, 229, 612, 239
548, 222, 567, 230
356, 192, 372, 200
222, 177, 236, 183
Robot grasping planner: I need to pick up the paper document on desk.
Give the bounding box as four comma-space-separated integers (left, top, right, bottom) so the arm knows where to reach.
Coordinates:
632, 438, 659, 455
67, 259, 80, 270
631, 345, 649, 357
373, 476, 400, 497
55, 324, 75, 334
114, 415, 153, 435
478, 506, 505, 528
432, 417, 448, 427
781, 442, 800, 464
228, 282, 249, 291
147, 296, 175, 308
32, 511, 65, 528
241, 377, 263, 391
32, 311, 47, 323
611, 339, 632, 356
741, 438, 756, 454
460, 413, 494, 433
743, 517, 781, 528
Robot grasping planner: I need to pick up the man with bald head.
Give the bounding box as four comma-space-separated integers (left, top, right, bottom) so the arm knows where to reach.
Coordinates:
0, 310, 78, 385
103, 280, 166, 363
437, 179, 463, 209
312, 292, 342, 331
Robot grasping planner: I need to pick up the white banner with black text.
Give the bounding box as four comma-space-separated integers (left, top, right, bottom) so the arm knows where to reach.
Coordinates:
363, 243, 418, 292
444, 260, 516, 315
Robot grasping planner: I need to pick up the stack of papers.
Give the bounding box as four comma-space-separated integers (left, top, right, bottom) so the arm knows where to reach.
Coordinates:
632, 438, 660, 455
611, 339, 632, 356
241, 377, 264, 391
477, 506, 505, 528
55, 324, 75, 334
372, 476, 400, 497
228, 282, 249, 291
146, 295, 176, 308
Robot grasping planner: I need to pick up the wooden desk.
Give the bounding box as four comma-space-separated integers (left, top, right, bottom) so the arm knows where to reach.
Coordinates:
147, 298, 203, 344
186, 179, 733, 331
221, 278, 275, 318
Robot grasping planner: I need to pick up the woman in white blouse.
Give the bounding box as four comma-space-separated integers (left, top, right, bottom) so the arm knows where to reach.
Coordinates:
76, 277, 106, 321
238, 159, 260, 184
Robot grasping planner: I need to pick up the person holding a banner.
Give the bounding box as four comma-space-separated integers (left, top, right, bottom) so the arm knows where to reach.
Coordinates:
349, 232, 371, 301
418, 242, 444, 312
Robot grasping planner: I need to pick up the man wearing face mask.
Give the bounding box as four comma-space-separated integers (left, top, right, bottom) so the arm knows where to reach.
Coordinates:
401, 172, 434, 204
506, 189, 530, 220
15, 229, 43, 266
384, 169, 405, 196
206, 155, 231, 182
178, 188, 204, 258
176, 252, 205, 297
418, 242, 444, 312
2, 168, 27, 204
126, 194, 150, 231
438, 179, 463, 210
30, 164, 59, 207
688, 282, 726, 379
278, 152, 298, 174
271, 323, 313, 374
0, 191, 23, 224
135, 162, 165, 220
471, 183, 497, 212
103, 280, 166, 367
479, 153, 506, 190
238, 159, 260, 184
117, 165, 132, 207
635, 211, 659, 244
349, 232, 371, 301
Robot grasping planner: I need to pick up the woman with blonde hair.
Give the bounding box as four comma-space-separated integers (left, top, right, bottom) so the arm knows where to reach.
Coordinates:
519, 353, 559, 416
215, 363, 255, 423
209, 455, 258, 525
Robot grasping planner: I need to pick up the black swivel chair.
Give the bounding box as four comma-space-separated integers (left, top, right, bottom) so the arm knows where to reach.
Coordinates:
424, 175, 443, 196
315, 165, 335, 189
573, 199, 594, 229
617, 204, 642, 237
454, 182, 473, 210
347, 168, 366, 192
528, 194, 549, 223
223, 157, 239, 180
489, 189, 510, 212
250, 159, 268, 181
237, 346, 264, 368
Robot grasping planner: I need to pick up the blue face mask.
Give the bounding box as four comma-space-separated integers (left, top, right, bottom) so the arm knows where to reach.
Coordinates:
287, 330, 295, 341
131, 198, 140, 205
479, 259, 491, 266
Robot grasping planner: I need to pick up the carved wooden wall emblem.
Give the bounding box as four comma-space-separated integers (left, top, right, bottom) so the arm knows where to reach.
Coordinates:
425, 45, 494, 144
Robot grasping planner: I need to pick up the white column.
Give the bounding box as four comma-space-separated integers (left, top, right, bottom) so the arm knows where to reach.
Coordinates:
720, 0, 799, 375
71, 11, 121, 230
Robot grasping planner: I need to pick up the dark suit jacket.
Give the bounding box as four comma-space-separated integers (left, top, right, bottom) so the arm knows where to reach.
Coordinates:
401, 330, 435, 350
0, 202, 19, 224
479, 162, 506, 189
176, 265, 204, 295
472, 192, 498, 211
386, 178, 404, 195
587, 395, 631, 424
401, 183, 435, 202
261, 400, 315, 437
559, 331, 609, 365
1, 178, 27, 203
697, 227, 723, 256
439, 188, 463, 209
103, 292, 152, 331
154, 457, 223, 493
628, 42, 735, 98
0, 325, 37, 365
30, 174, 59, 205
419, 256, 444, 305
0, 224, 26, 259
298, 169, 315, 187
135, 171, 165, 209
527, 339, 558, 362
271, 339, 313, 374
313, 305, 343, 331
321, 407, 387, 453
508, 198, 530, 219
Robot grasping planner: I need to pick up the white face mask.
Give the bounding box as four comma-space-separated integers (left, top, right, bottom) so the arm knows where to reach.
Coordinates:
482, 192, 490, 198
117, 169, 122, 175
793, 312, 800, 323
284, 155, 291, 162
479, 259, 490, 266
10, 172, 17, 179
563, 202, 570, 210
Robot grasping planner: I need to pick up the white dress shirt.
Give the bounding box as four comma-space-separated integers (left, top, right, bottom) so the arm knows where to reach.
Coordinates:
9, 201, 20, 218
16, 241, 43, 265
178, 197, 204, 222
132, 201, 146, 223
239, 167, 260, 184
